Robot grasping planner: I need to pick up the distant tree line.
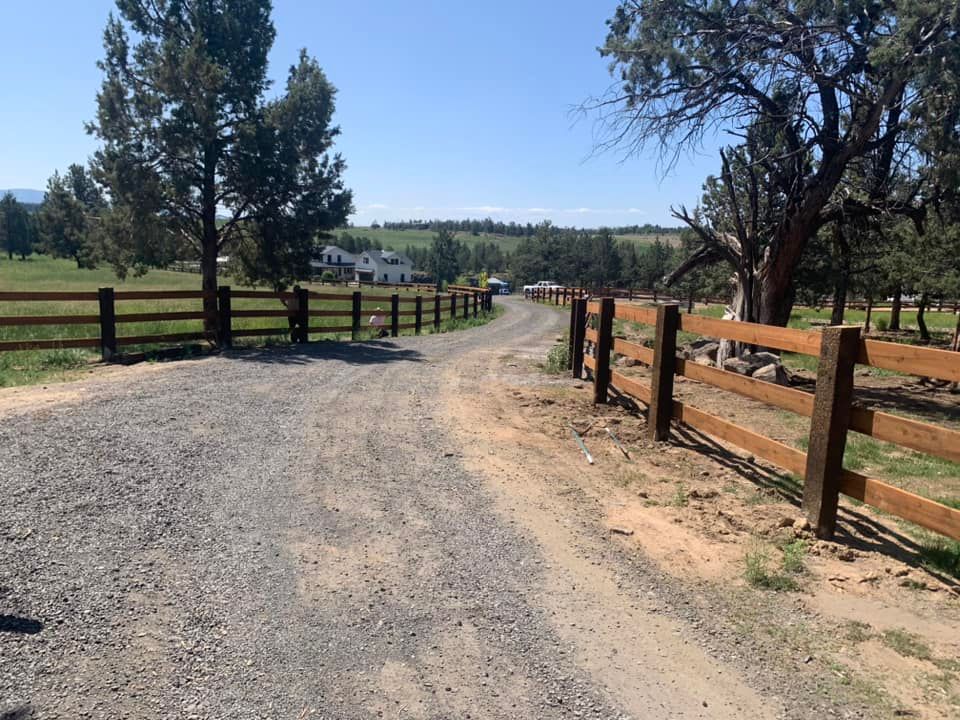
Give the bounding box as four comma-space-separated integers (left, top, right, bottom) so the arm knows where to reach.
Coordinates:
372, 218, 681, 238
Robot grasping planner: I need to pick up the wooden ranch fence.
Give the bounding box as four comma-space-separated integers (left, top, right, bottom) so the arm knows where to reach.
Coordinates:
526, 285, 727, 309
526, 285, 960, 322
563, 297, 960, 542
0, 286, 493, 360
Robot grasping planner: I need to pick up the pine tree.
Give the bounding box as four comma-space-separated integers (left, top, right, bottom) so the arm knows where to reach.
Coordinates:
89, 0, 353, 322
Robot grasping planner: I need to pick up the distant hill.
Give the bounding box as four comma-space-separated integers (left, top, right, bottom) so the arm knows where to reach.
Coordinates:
0, 188, 45, 204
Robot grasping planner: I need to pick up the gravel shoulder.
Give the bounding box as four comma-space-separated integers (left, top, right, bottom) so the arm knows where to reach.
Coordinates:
3, 297, 809, 718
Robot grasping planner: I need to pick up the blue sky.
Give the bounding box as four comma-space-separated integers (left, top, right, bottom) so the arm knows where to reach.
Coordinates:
0, 1, 724, 227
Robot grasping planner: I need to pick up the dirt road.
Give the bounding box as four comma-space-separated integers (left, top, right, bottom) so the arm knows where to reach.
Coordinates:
4, 297, 794, 718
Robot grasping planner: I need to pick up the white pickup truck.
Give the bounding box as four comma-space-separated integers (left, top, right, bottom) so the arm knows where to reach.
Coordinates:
523, 280, 561, 297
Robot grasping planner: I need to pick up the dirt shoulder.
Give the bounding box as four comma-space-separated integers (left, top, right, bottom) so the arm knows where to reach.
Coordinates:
440, 307, 960, 720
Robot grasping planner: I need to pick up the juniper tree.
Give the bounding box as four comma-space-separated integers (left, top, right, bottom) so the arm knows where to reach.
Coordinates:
594, 0, 960, 325
89, 0, 352, 323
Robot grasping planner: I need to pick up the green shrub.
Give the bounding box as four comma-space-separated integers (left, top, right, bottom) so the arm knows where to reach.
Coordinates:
544, 340, 570, 374
874, 316, 889, 332
781, 540, 808, 574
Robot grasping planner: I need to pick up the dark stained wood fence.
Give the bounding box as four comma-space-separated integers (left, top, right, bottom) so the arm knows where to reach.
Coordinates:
0, 286, 493, 359
567, 297, 960, 542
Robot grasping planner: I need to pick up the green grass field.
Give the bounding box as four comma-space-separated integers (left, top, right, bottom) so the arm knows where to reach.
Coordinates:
0, 255, 497, 387
343, 227, 524, 253
342, 227, 684, 254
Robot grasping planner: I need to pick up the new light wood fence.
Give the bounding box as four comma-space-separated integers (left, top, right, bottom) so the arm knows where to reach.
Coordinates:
566, 297, 960, 542
0, 286, 493, 360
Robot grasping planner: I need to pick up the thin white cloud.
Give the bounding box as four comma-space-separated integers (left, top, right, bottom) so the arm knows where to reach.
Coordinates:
459, 205, 509, 214
627, 208, 646, 214
525, 207, 553, 213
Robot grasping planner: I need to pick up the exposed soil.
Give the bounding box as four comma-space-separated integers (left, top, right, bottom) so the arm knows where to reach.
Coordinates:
1, 297, 955, 719
448, 307, 958, 719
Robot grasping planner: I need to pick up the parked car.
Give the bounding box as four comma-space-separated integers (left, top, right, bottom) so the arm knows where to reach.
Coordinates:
523, 280, 560, 297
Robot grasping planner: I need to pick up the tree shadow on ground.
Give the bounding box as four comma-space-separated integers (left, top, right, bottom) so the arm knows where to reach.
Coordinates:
0, 615, 43, 634
670, 424, 959, 591
0, 705, 33, 720
606, 386, 959, 590
789, 375, 959, 426
225, 339, 425, 368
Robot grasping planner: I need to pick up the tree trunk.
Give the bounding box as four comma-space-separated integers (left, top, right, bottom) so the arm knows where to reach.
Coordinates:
830, 273, 848, 326
916, 293, 930, 342
758, 275, 796, 327
864, 296, 873, 333
201, 146, 219, 335
830, 223, 850, 326
889, 287, 902, 331
952, 312, 960, 352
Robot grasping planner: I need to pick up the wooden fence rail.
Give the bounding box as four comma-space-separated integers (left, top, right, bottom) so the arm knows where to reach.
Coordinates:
0, 285, 493, 361
567, 297, 960, 542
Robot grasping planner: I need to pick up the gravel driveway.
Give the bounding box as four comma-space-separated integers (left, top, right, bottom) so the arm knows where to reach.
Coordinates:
2, 298, 775, 719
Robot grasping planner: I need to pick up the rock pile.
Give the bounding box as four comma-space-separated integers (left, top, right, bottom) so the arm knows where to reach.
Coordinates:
679, 342, 791, 385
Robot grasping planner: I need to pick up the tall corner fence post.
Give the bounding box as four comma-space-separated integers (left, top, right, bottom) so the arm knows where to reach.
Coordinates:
434, 293, 441, 331
97, 287, 117, 362
648, 303, 680, 441
351, 291, 362, 341
592, 297, 615, 404
415, 295, 423, 335
567, 297, 577, 369
295, 286, 309, 343
217, 285, 232, 349
571, 298, 587, 378
390, 293, 399, 337
802, 324, 862, 539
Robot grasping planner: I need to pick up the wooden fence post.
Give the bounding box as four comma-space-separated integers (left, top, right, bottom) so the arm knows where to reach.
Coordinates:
434, 294, 441, 331
802, 325, 862, 539
390, 293, 399, 337
415, 295, 423, 335
294, 286, 309, 343
648, 303, 680, 441
217, 285, 232, 349
352, 291, 362, 340
571, 299, 587, 378
472, 293, 478, 318
463, 293, 470, 320
98, 287, 117, 361
593, 297, 615, 404
451, 293, 457, 319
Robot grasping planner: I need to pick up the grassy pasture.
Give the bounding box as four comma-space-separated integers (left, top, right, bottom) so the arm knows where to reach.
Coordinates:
0, 255, 496, 387
343, 227, 684, 254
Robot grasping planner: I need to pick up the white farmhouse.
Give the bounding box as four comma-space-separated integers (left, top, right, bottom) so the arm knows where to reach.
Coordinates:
354, 250, 415, 284
310, 245, 356, 280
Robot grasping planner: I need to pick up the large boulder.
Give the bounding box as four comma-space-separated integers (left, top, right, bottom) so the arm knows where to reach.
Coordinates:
723, 358, 754, 375
752, 362, 790, 386
741, 351, 781, 370
691, 341, 720, 363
